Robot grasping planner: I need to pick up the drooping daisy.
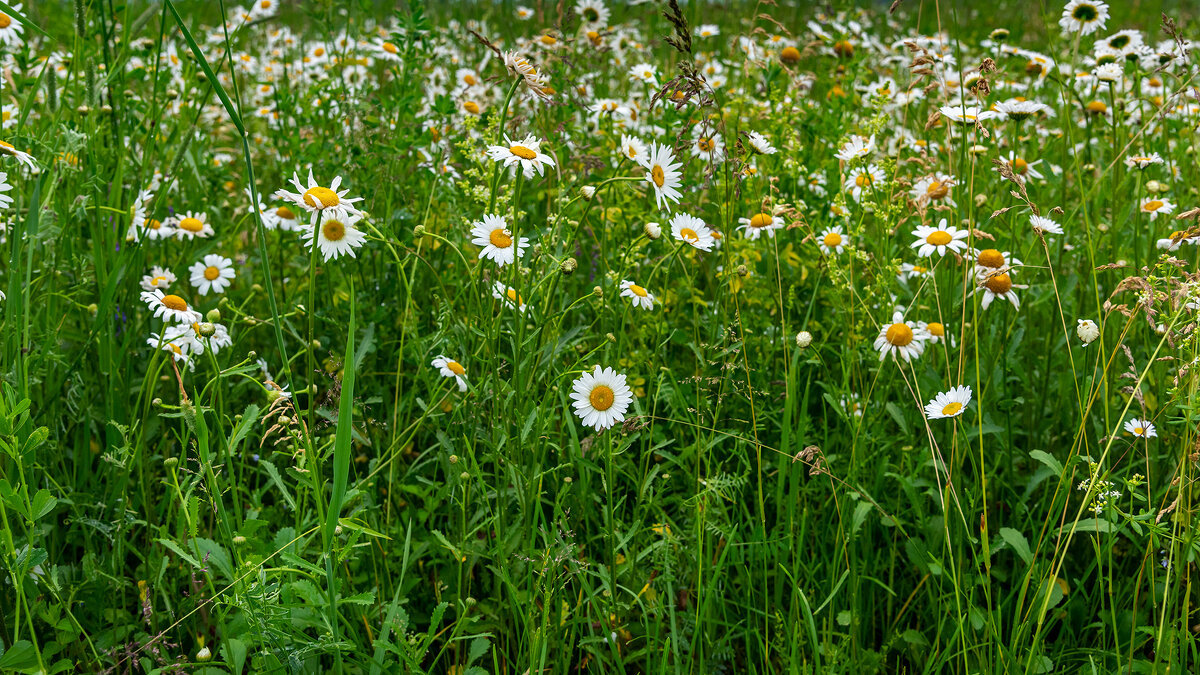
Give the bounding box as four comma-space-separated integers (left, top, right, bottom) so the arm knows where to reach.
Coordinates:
999, 152, 1045, 181
737, 212, 783, 240
976, 272, 1023, 310
939, 103, 1002, 125
273, 170, 365, 225
262, 203, 301, 231
1124, 418, 1157, 438
618, 135, 646, 163
873, 311, 930, 362
834, 134, 875, 162
470, 213, 529, 267
431, 355, 469, 392
924, 385, 973, 420
638, 141, 683, 211
173, 211, 214, 240
844, 164, 885, 202
619, 280, 655, 310
492, 281, 527, 313
488, 134, 556, 178
188, 254, 236, 296
746, 131, 778, 155
1059, 0, 1109, 36
569, 365, 634, 431
1030, 214, 1064, 235
140, 266, 177, 291
0, 140, 37, 170
301, 210, 367, 261
670, 213, 715, 252
818, 226, 847, 255
1139, 197, 1174, 220
911, 219, 969, 257
503, 51, 552, 100
140, 289, 202, 324
920, 321, 951, 345
1124, 153, 1163, 169
147, 328, 196, 365
187, 321, 232, 355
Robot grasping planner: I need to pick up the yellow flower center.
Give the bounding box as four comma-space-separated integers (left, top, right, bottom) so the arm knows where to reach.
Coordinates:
1144, 200, 1164, 212
179, 217, 204, 233
697, 138, 714, 152
855, 173, 873, 188
0, 140, 15, 152
886, 323, 914, 347
927, 322, 945, 337
589, 384, 615, 411
161, 294, 189, 312
0, 13, 10, 29
926, 230, 953, 246
464, 73, 477, 86
489, 228, 513, 248
147, 218, 162, 230
587, 30, 601, 44
629, 284, 648, 297
651, 165, 666, 188
203, 266, 220, 281
1013, 157, 1028, 174
1085, 100, 1107, 114
463, 101, 480, 114
1134, 426, 1144, 435
323, 219, 346, 241
941, 402, 963, 416
382, 41, 398, 54
313, 47, 325, 57
540, 35, 557, 45
750, 213, 773, 228
823, 232, 843, 248
151, 275, 167, 286
985, 273, 1013, 294
509, 145, 537, 160
276, 206, 296, 219
505, 288, 523, 305
303, 186, 340, 208
977, 249, 1005, 268
926, 181, 949, 200
781, 46, 801, 64
680, 227, 699, 242
446, 361, 466, 375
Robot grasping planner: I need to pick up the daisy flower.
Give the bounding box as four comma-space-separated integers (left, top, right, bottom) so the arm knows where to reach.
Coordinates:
301, 210, 367, 261
1124, 153, 1163, 169
503, 51, 552, 101
920, 321, 951, 344
844, 164, 885, 202
994, 99, 1050, 121
492, 281, 527, 313
274, 169, 365, 225
638, 141, 683, 211
470, 214, 529, 267
976, 272, 1023, 310
575, 0, 609, 27
939, 104, 1002, 124
818, 226, 847, 255
670, 213, 715, 252
898, 262, 932, 283
0, 140, 37, 170
1156, 230, 1197, 251
372, 38, 402, 63
147, 328, 196, 365
0, 171, 11, 209
173, 211, 214, 240
1139, 197, 1174, 220
834, 134, 875, 162
261, 203, 301, 231
911, 173, 956, 207
1094, 62, 1122, 82
0, 4, 25, 48
140, 266, 177, 292
431, 355, 469, 392
746, 131, 778, 155
619, 280, 656, 310
690, 130, 725, 162
1059, 0, 1109, 36
515, 6, 534, 20
737, 212, 783, 240
128, 204, 174, 241
618, 135, 647, 163
924, 385, 972, 420
1030, 214, 1064, 235
488, 134, 556, 178
628, 63, 659, 87
696, 24, 720, 38
873, 311, 930, 361
188, 254, 236, 296
569, 365, 634, 431
973, 248, 1023, 275
1124, 418, 1156, 438
911, 219, 969, 257
141, 289, 202, 324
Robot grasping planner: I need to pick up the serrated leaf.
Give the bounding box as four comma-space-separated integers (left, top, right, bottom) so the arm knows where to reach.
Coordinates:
157, 538, 201, 569
467, 636, 490, 666
261, 459, 296, 511
342, 590, 377, 606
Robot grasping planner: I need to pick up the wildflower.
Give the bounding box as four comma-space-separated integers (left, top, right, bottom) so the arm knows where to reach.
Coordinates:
171, 211, 213, 240
147, 329, 195, 365
503, 51, 552, 100
492, 281, 527, 312
994, 99, 1050, 121
141, 289, 202, 324
1124, 418, 1156, 438
627, 63, 659, 87
976, 272, 1024, 310
737, 212, 783, 240
274, 170, 365, 226
644, 222, 661, 240
140, 266, 177, 291
0, 140, 37, 170
696, 24, 720, 38
0, 3, 26, 48
898, 262, 932, 283
618, 135, 647, 163
0, 171, 11, 209
834, 134, 875, 162
939, 103, 1001, 124
1030, 214, 1064, 235
796, 331, 813, 348
301, 210, 367, 261
488, 134, 556, 178
1156, 230, 1197, 251
924, 385, 972, 420
515, 6, 533, 20
619, 280, 655, 310
690, 130, 725, 162
999, 153, 1045, 181
845, 164, 885, 202
818, 226, 847, 255
670, 213, 715, 251
873, 311, 929, 361
188, 254, 236, 295
470, 214, 528, 267
746, 131, 778, 155
1138, 197, 1174, 220
575, 0, 609, 28
911, 219, 969, 257
1125, 153, 1163, 169
431, 355, 469, 392
911, 173, 956, 207
638, 142, 683, 211
569, 365, 633, 431
1077, 319, 1100, 345
1094, 62, 1122, 82
1059, 0, 1109, 36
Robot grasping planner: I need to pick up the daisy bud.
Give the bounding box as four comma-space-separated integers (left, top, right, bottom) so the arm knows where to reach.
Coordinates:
77, 105, 90, 116
206, 308, 222, 322
606, 333, 616, 342
1076, 319, 1099, 345
198, 322, 216, 337
87, 303, 98, 316
593, 286, 603, 297
101, 105, 113, 114
413, 224, 427, 237
561, 257, 577, 274
251, 284, 264, 293
968, 144, 987, 156
448, 454, 458, 464
196, 647, 212, 662
1146, 179, 1163, 193
736, 265, 748, 277
310, 339, 321, 350
796, 331, 813, 348
248, 351, 257, 359
166, 88, 179, 99
644, 222, 662, 239
164, 456, 178, 468
232, 535, 247, 546
974, 194, 987, 207
580, 186, 597, 200
334, 525, 343, 536
459, 471, 470, 480
152, 397, 163, 407
564, 476, 573, 483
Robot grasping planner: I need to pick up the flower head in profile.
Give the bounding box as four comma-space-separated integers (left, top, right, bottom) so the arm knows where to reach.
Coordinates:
569, 365, 633, 431
670, 213, 715, 251
431, 355, 468, 392
746, 131, 778, 155
618, 135, 647, 164
737, 212, 783, 240
834, 134, 875, 162
975, 271, 1025, 311
0, 140, 35, 169
301, 210, 367, 261
1139, 197, 1174, 220
924, 385, 972, 420
503, 51, 552, 101
1030, 214, 1064, 235
470, 214, 528, 267
140, 289, 202, 324
140, 266, 177, 292
619, 280, 655, 310
939, 103, 1001, 125
488, 134, 556, 178
638, 141, 683, 211
492, 281, 527, 313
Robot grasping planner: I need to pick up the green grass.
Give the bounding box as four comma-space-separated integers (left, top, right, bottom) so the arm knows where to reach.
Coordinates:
1, 0, 1199, 673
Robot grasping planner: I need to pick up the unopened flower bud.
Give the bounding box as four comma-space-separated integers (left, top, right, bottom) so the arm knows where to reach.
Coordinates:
198, 322, 216, 337
561, 257, 577, 274
196, 647, 212, 662
580, 186, 596, 200
736, 265, 748, 277
164, 456, 178, 469
1076, 319, 1099, 345
644, 222, 662, 239
593, 286, 603, 297
796, 331, 813, 348
206, 308, 222, 322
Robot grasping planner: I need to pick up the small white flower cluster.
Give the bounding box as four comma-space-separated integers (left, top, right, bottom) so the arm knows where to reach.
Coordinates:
1076, 463, 1121, 515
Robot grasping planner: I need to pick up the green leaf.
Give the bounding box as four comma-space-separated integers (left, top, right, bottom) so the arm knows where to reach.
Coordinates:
999, 527, 1033, 565
467, 636, 490, 666
156, 538, 201, 569
0, 640, 40, 672
884, 402, 909, 435
1029, 450, 1063, 477
341, 590, 377, 606
0, 1, 52, 41
339, 517, 392, 540
1061, 518, 1114, 535
261, 459, 297, 511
